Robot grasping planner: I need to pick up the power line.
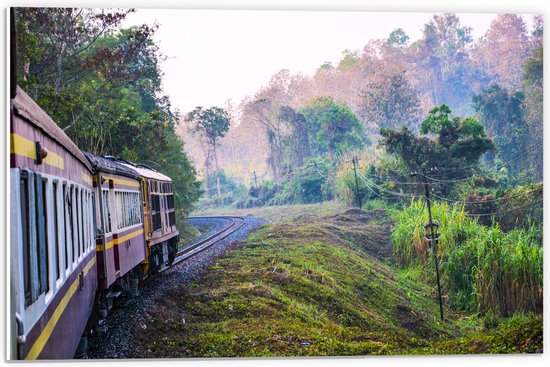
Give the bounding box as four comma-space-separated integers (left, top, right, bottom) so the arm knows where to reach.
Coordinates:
417, 171, 475, 183
430, 186, 543, 205
465, 199, 543, 217
357, 171, 423, 199
499, 140, 543, 168
429, 139, 544, 174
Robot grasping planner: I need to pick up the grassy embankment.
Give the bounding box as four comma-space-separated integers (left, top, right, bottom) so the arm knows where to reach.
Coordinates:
136, 201, 542, 357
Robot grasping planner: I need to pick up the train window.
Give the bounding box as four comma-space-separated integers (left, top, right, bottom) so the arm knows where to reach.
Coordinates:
84, 191, 89, 253
53, 181, 60, 281
79, 188, 86, 255
83, 190, 87, 254
128, 193, 132, 226
63, 183, 70, 271
78, 188, 86, 255
75, 187, 81, 259
169, 211, 176, 227
84, 192, 88, 252
37, 176, 49, 295
123, 192, 128, 227
89, 192, 94, 252
151, 194, 161, 231
102, 190, 111, 234
20, 171, 32, 306
69, 185, 76, 265
19, 171, 51, 307
167, 194, 175, 210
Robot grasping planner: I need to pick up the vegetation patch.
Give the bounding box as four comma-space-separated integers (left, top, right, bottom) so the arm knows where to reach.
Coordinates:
133, 209, 541, 357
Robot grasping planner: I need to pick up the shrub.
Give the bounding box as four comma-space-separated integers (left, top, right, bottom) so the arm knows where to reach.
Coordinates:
391, 200, 543, 315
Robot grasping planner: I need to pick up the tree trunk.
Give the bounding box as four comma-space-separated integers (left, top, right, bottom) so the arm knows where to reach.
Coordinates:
214, 146, 221, 197
55, 42, 66, 93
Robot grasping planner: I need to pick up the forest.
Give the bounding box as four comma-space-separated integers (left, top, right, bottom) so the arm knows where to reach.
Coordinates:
182, 14, 542, 209
182, 13, 543, 320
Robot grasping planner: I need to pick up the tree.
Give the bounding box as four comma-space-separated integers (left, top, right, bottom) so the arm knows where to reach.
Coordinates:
300, 96, 365, 159
359, 70, 421, 131
278, 105, 311, 168
186, 106, 231, 197
240, 69, 309, 182
472, 84, 529, 174
15, 8, 202, 217
338, 49, 360, 70
473, 14, 530, 90
522, 45, 543, 179
15, 8, 133, 95
380, 105, 494, 189
388, 28, 409, 49
412, 14, 476, 114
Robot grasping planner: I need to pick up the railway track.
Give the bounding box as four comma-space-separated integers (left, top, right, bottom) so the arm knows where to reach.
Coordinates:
171, 216, 247, 267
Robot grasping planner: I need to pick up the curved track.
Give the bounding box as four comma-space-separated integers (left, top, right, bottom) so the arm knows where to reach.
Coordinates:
171, 216, 246, 266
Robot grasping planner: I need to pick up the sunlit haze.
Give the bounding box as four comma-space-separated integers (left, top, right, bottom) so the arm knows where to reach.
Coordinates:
121, 10, 536, 115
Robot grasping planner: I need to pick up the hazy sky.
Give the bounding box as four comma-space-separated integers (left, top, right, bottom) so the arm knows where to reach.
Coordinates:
121, 9, 537, 115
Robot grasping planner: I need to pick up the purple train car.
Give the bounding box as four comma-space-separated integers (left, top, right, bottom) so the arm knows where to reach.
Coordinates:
10, 87, 97, 359
83, 153, 147, 317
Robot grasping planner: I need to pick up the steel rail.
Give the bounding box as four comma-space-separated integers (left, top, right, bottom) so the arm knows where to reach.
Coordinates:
170, 216, 246, 267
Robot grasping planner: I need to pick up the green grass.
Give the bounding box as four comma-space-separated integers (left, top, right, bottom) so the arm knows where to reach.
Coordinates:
191, 200, 350, 223
391, 200, 543, 315
134, 208, 542, 357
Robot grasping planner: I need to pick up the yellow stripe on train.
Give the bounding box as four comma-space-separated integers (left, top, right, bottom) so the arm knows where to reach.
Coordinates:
95, 228, 144, 252
103, 175, 140, 188
24, 257, 96, 360
11, 133, 65, 169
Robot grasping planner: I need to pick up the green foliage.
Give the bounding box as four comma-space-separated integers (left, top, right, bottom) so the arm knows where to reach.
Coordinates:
360, 72, 421, 131
522, 46, 543, 180
137, 208, 542, 357
473, 84, 530, 176
186, 106, 231, 148
391, 200, 543, 315
284, 156, 334, 204
380, 105, 494, 186
522, 46, 543, 87
388, 28, 409, 48
300, 97, 365, 158
338, 49, 360, 70
15, 8, 202, 217
202, 169, 245, 199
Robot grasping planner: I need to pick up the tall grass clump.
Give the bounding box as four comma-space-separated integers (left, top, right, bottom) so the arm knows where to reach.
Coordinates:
391, 201, 543, 315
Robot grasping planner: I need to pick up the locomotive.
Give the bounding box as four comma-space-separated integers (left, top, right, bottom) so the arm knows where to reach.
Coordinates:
9, 85, 180, 360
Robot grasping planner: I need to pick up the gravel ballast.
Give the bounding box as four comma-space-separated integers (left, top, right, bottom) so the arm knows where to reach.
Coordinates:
87, 216, 264, 359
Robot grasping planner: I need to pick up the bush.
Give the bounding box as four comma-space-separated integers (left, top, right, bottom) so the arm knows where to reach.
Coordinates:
391, 200, 543, 315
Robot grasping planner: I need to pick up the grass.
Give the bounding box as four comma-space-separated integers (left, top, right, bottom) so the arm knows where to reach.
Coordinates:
191, 200, 350, 224
391, 200, 543, 315
133, 207, 542, 357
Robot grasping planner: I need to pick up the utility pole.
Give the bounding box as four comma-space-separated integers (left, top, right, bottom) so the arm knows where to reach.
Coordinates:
411, 169, 444, 321
252, 171, 259, 190
351, 155, 362, 208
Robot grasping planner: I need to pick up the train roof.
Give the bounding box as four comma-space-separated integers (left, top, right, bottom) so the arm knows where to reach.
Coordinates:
118, 161, 172, 182
82, 152, 141, 181
12, 86, 92, 172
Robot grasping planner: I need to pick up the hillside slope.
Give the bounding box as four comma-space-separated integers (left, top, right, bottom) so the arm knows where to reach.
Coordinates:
133, 208, 542, 357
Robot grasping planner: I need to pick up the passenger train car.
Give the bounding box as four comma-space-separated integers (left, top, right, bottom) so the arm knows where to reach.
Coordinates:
118, 160, 179, 274
10, 87, 97, 359
83, 153, 146, 316
10, 86, 181, 360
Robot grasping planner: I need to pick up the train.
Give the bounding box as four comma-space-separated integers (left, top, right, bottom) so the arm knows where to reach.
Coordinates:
9, 85, 180, 360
